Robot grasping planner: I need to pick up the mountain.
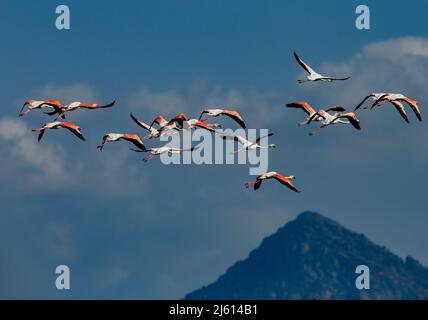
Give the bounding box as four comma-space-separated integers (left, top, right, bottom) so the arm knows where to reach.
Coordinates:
185, 211, 428, 300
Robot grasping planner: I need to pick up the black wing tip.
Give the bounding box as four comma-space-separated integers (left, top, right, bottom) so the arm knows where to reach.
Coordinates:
99, 100, 116, 108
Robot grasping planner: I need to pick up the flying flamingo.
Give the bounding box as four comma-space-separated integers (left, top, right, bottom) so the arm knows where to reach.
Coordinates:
149, 114, 180, 130
97, 133, 146, 151
148, 113, 186, 134
199, 109, 246, 128
149, 115, 169, 128
131, 113, 202, 139
143, 113, 218, 137
97, 133, 198, 161
286, 102, 346, 126
354, 93, 389, 111
19, 100, 62, 117
245, 171, 299, 192
32, 122, 85, 142
169, 114, 219, 132
48, 100, 116, 120
370, 93, 422, 122
221, 133, 275, 154
129, 142, 200, 162
307, 111, 361, 136
132, 113, 209, 138
293, 52, 350, 83
130, 113, 162, 139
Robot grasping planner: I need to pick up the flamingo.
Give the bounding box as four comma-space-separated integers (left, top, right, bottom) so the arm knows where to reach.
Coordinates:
293, 52, 350, 83
150, 115, 169, 128
199, 109, 246, 128
370, 93, 422, 122
31, 121, 85, 142
169, 114, 219, 132
354, 93, 388, 111
131, 113, 201, 139
148, 114, 180, 130
19, 100, 62, 117
286, 102, 346, 126
142, 113, 218, 138
148, 114, 186, 134
307, 111, 361, 136
245, 171, 299, 192
221, 133, 275, 154
130, 113, 161, 139
48, 100, 116, 120
97, 133, 146, 151
129, 143, 199, 162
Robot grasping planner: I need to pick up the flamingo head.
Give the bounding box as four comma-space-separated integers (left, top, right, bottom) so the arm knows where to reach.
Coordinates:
97, 133, 116, 151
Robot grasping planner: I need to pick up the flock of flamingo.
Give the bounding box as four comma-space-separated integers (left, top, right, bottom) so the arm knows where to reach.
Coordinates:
18, 52, 422, 193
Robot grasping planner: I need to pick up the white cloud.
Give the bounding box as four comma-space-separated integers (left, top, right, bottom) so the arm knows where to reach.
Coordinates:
362, 37, 428, 60
0, 115, 148, 197
128, 86, 191, 116
0, 117, 68, 189
314, 37, 428, 104
291, 37, 428, 163
0, 82, 149, 198
128, 82, 284, 128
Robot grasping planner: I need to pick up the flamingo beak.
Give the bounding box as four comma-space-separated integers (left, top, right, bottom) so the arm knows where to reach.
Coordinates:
97, 141, 107, 151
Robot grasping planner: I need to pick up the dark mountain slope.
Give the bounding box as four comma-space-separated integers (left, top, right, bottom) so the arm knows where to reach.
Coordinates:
185, 212, 428, 300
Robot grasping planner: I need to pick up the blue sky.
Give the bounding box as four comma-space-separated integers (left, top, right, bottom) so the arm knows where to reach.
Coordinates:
0, 0, 427, 299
